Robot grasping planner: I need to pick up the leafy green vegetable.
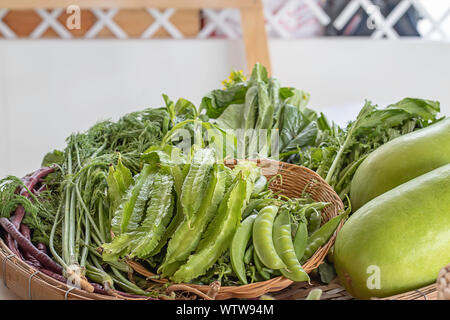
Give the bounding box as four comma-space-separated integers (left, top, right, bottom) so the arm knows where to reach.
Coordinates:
41, 150, 64, 167
106, 156, 133, 213
200, 84, 248, 119
322, 98, 441, 198
318, 261, 337, 284
163, 94, 198, 126
201, 66, 441, 202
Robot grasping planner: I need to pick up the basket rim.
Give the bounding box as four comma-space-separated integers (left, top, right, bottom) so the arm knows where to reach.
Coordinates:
0, 159, 345, 300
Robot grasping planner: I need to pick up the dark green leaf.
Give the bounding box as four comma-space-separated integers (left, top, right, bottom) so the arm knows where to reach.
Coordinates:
318, 261, 337, 284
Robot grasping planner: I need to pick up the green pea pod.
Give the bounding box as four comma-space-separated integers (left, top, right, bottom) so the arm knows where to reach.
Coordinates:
303, 202, 329, 220
272, 269, 282, 276
128, 172, 175, 258
307, 210, 321, 235
301, 211, 349, 263
253, 249, 271, 280
293, 220, 308, 261
230, 214, 257, 284
111, 164, 156, 235
171, 174, 247, 283
244, 244, 254, 265
301, 238, 324, 264
242, 198, 275, 220
180, 148, 215, 223
253, 205, 286, 270
273, 210, 309, 282
160, 165, 227, 273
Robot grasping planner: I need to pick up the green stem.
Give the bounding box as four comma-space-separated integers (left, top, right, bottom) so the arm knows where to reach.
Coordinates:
334, 155, 367, 192
80, 197, 90, 267
75, 204, 82, 262
325, 101, 374, 184
74, 182, 105, 243
74, 141, 82, 170
98, 200, 106, 243
91, 232, 102, 247
49, 202, 68, 269
68, 187, 77, 265
62, 150, 73, 264
90, 140, 107, 159
110, 267, 148, 295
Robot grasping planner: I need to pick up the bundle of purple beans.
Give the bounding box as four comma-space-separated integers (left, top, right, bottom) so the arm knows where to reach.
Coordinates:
0, 167, 154, 300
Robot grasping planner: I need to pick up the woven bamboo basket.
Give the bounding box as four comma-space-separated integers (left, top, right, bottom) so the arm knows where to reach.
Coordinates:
0, 159, 441, 300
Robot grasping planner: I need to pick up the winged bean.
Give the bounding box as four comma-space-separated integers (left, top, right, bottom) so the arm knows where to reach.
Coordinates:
102, 171, 175, 261
111, 164, 156, 235
171, 174, 247, 283
128, 172, 174, 258
149, 164, 185, 256
160, 165, 226, 273
180, 148, 215, 223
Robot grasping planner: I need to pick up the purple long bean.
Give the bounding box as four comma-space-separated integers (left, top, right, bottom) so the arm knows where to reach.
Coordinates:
1, 217, 63, 274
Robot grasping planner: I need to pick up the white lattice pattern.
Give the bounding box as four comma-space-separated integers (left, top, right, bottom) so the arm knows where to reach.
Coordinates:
142, 8, 183, 39
85, 9, 127, 39
332, 0, 450, 40
200, 0, 450, 40
31, 9, 72, 39
0, 1, 449, 40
